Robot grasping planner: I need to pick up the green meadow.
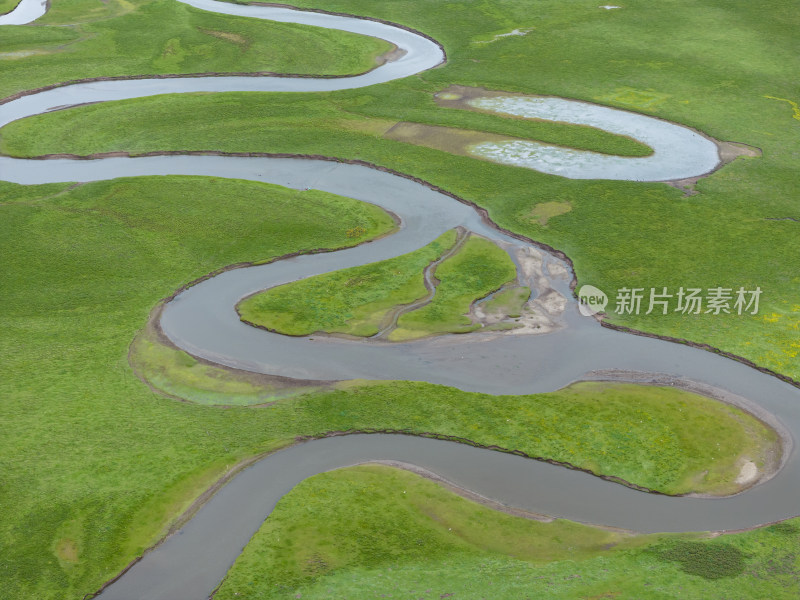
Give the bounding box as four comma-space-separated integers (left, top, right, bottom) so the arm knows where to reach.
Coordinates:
0, 0, 389, 99
214, 465, 800, 600
5, 0, 798, 381
0, 174, 779, 598
240, 231, 520, 340
0, 177, 394, 598
237, 230, 458, 337
2, 0, 800, 598
132, 315, 779, 496
129, 323, 329, 406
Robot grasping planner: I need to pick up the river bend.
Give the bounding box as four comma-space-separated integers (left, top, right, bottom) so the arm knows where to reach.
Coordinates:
1, 2, 798, 599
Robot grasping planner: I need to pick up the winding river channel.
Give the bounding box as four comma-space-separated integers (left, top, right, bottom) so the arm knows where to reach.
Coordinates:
2, 0, 799, 598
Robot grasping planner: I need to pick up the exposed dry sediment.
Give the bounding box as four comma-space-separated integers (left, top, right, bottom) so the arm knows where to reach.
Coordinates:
380, 232, 568, 339
467, 241, 569, 335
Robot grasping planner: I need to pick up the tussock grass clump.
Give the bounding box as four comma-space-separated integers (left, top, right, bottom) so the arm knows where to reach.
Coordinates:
654, 541, 747, 579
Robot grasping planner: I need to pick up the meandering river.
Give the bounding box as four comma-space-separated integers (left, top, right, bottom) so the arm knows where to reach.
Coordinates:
2, 1, 798, 599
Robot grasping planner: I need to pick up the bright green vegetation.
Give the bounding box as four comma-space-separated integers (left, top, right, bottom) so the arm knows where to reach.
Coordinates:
237, 230, 457, 337
479, 285, 530, 318
238, 231, 519, 340
0, 0, 20, 16
0, 179, 782, 598
390, 235, 517, 340
0, 166, 777, 599
0, 0, 390, 99
130, 306, 774, 495
0, 176, 396, 598
2, 92, 660, 160
129, 323, 329, 405
4, 1, 800, 598
135, 315, 777, 497
5, 0, 798, 382
214, 465, 800, 600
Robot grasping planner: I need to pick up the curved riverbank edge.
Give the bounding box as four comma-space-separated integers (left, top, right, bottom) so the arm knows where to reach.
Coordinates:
0, 63, 397, 107
434, 84, 748, 166
86, 410, 790, 599
132, 296, 790, 500
372, 227, 473, 339
45, 149, 795, 396
4, 0, 792, 596
433, 84, 760, 182
363, 460, 628, 526
202, 457, 641, 598
83, 445, 289, 600
27, 149, 786, 405
0, 0, 45, 23
136, 289, 787, 496
129, 303, 339, 406
292, 424, 778, 498
234, 227, 477, 341
0, 0, 23, 17
144, 191, 401, 304
87, 442, 591, 599
10, 148, 581, 275
0, 0, 446, 106
576, 370, 790, 495
126, 204, 404, 401
599, 320, 800, 392
134, 289, 792, 491
246, 0, 447, 56
338, 460, 800, 537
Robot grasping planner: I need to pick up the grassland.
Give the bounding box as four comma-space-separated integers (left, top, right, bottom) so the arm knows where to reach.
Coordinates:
237, 230, 458, 337
214, 465, 800, 600
5, 0, 797, 382
2, 0, 799, 598
132, 320, 776, 498
0, 0, 390, 99
0, 167, 778, 599
480, 285, 530, 319
390, 235, 517, 340
0, 0, 20, 16
129, 315, 330, 405
238, 232, 520, 340
290, 380, 779, 497
2, 89, 665, 160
